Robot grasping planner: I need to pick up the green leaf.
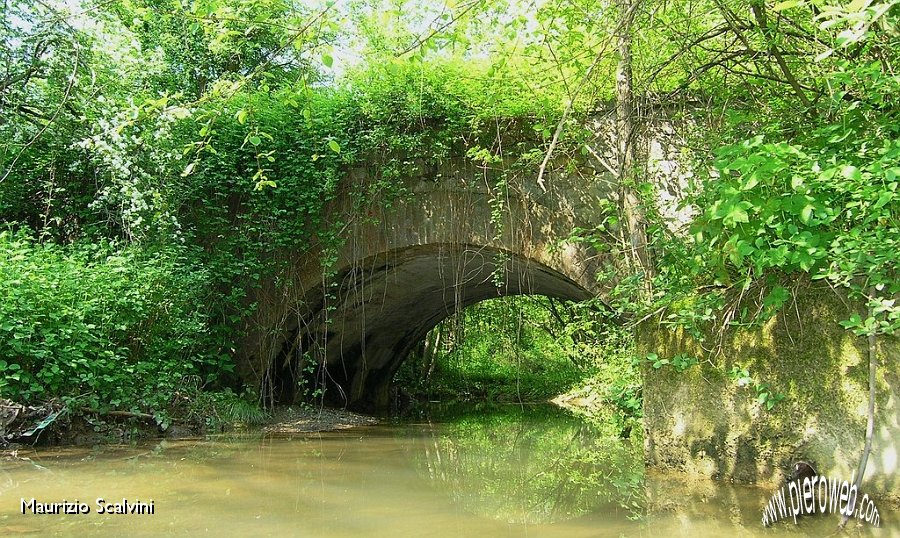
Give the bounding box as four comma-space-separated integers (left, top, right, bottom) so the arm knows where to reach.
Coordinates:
839, 313, 863, 329
841, 165, 862, 181
236, 109, 248, 125
773, 0, 801, 10
762, 286, 790, 310
724, 205, 749, 226
327, 140, 341, 153
181, 161, 196, 177
742, 175, 759, 190
248, 136, 261, 147
800, 205, 814, 224
873, 191, 893, 209
322, 54, 334, 68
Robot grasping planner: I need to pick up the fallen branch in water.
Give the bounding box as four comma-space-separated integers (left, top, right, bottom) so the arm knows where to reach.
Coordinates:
79, 407, 156, 421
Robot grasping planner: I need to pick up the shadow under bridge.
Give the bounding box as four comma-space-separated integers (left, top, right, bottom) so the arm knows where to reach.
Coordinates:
272, 244, 593, 411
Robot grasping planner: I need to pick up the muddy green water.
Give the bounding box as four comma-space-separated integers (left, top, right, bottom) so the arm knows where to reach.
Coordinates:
0, 404, 894, 537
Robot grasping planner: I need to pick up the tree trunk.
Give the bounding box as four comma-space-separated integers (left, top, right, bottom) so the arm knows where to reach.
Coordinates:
424, 325, 441, 384
839, 295, 878, 529
615, 0, 653, 288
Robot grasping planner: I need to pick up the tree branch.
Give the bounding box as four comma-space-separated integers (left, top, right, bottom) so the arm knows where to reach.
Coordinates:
537, 0, 645, 191
750, 1, 813, 109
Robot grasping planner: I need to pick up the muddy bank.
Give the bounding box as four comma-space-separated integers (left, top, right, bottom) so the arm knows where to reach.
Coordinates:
1, 400, 191, 448
264, 406, 378, 433
2, 397, 377, 451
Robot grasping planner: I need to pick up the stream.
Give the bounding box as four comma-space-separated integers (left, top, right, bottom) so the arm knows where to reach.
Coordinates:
0, 404, 893, 536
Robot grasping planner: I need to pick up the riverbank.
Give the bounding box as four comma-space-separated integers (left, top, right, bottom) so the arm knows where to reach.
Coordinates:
265, 406, 378, 433
1, 397, 378, 451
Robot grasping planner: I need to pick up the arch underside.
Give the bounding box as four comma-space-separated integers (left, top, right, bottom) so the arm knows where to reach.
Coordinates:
280, 244, 592, 411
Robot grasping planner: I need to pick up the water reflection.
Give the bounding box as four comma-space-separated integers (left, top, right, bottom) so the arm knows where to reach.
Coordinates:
0, 405, 894, 537
406, 404, 643, 524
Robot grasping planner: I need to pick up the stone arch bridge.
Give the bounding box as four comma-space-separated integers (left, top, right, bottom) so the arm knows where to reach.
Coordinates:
228, 114, 899, 501
236, 126, 687, 411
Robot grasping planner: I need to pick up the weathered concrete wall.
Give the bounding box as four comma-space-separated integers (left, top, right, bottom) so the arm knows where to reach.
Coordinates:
640, 283, 899, 504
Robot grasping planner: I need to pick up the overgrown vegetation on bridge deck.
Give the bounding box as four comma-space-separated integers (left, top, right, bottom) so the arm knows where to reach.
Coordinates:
0, 0, 897, 440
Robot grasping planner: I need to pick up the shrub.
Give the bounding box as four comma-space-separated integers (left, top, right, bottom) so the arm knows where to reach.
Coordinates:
0, 227, 232, 412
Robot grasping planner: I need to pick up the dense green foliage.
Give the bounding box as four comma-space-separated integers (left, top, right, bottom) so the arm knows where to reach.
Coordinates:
654, 2, 898, 340
0, 228, 240, 410
394, 296, 643, 432
1, 0, 897, 432
0, 0, 565, 418
687, 62, 900, 335
0, 231, 203, 394
395, 297, 585, 401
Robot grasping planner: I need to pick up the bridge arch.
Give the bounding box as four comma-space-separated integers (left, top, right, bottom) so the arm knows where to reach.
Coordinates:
236, 153, 638, 410
292, 243, 593, 410
226, 110, 690, 409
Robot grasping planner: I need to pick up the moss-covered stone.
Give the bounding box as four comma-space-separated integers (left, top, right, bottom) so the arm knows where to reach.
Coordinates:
640, 282, 899, 506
